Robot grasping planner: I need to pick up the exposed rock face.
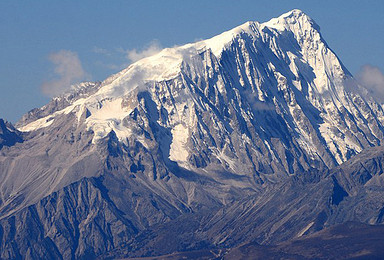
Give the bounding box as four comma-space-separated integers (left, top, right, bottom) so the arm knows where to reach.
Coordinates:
106, 222, 384, 259
1, 10, 384, 259
100, 146, 384, 259
16, 82, 101, 128
0, 119, 22, 150
223, 222, 384, 259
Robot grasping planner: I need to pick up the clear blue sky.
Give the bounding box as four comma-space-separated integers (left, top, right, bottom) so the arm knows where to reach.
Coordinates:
1, 0, 383, 123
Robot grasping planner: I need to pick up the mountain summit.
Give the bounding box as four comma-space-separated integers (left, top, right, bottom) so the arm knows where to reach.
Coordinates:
1, 10, 384, 259
17, 9, 383, 173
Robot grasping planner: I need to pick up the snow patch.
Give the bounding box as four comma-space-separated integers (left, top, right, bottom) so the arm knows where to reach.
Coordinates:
169, 124, 189, 166
19, 116, 55, 132
297, 221, 314, 237
212, 147, 238, 173
85, 98, 133, 143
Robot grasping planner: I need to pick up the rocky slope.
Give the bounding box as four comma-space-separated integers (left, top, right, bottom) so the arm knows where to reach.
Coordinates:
0, 119, 22, 150
117, 222, 384, 259
1, 9, 384, 259
101, 145, 384, 258
224, 222, 384, 260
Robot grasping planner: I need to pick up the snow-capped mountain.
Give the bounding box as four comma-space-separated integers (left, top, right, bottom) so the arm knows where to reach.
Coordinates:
19, 10, 384, 173
1, 9, 384, 259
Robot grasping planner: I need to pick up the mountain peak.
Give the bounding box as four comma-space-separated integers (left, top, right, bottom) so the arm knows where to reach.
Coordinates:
263, 9, 320, 32
283, 8, 306, 17
277, 9, 311, 23
18, 10, 335, 139
198, 9, 320, 58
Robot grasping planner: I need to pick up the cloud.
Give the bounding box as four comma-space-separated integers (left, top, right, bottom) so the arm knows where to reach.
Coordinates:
94, 60, 121, 70
355, 64, 384, 101
250, 101, 275, 111
242, 88, 275, 111
125, 40, 162, 63
91, 41, 163, 72
92, 46, 111, 56
41, 50, 87, 97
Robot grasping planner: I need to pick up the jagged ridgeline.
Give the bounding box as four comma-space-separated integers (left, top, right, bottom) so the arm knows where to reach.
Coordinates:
1, 10, 384, 259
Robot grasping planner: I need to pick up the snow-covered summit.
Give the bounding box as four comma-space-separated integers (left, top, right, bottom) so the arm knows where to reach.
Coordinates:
19, 10, 320, 122
17, 10, 384, 172
194, 9, 319, 57
263, 9, 319, 31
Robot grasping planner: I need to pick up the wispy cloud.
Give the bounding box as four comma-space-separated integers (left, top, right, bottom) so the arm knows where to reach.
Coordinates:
94, 60, 121, 70
355, 64, 384, 101
124, 40, 162, 63
41, 50, 87, 97
91, 41, 163, 72
92, 46, 111, 56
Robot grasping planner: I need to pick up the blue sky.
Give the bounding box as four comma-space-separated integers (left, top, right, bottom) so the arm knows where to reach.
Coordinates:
1, 0, 384, 122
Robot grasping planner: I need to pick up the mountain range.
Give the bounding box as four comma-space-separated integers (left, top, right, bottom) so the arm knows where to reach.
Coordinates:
1, 9, 384, 259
